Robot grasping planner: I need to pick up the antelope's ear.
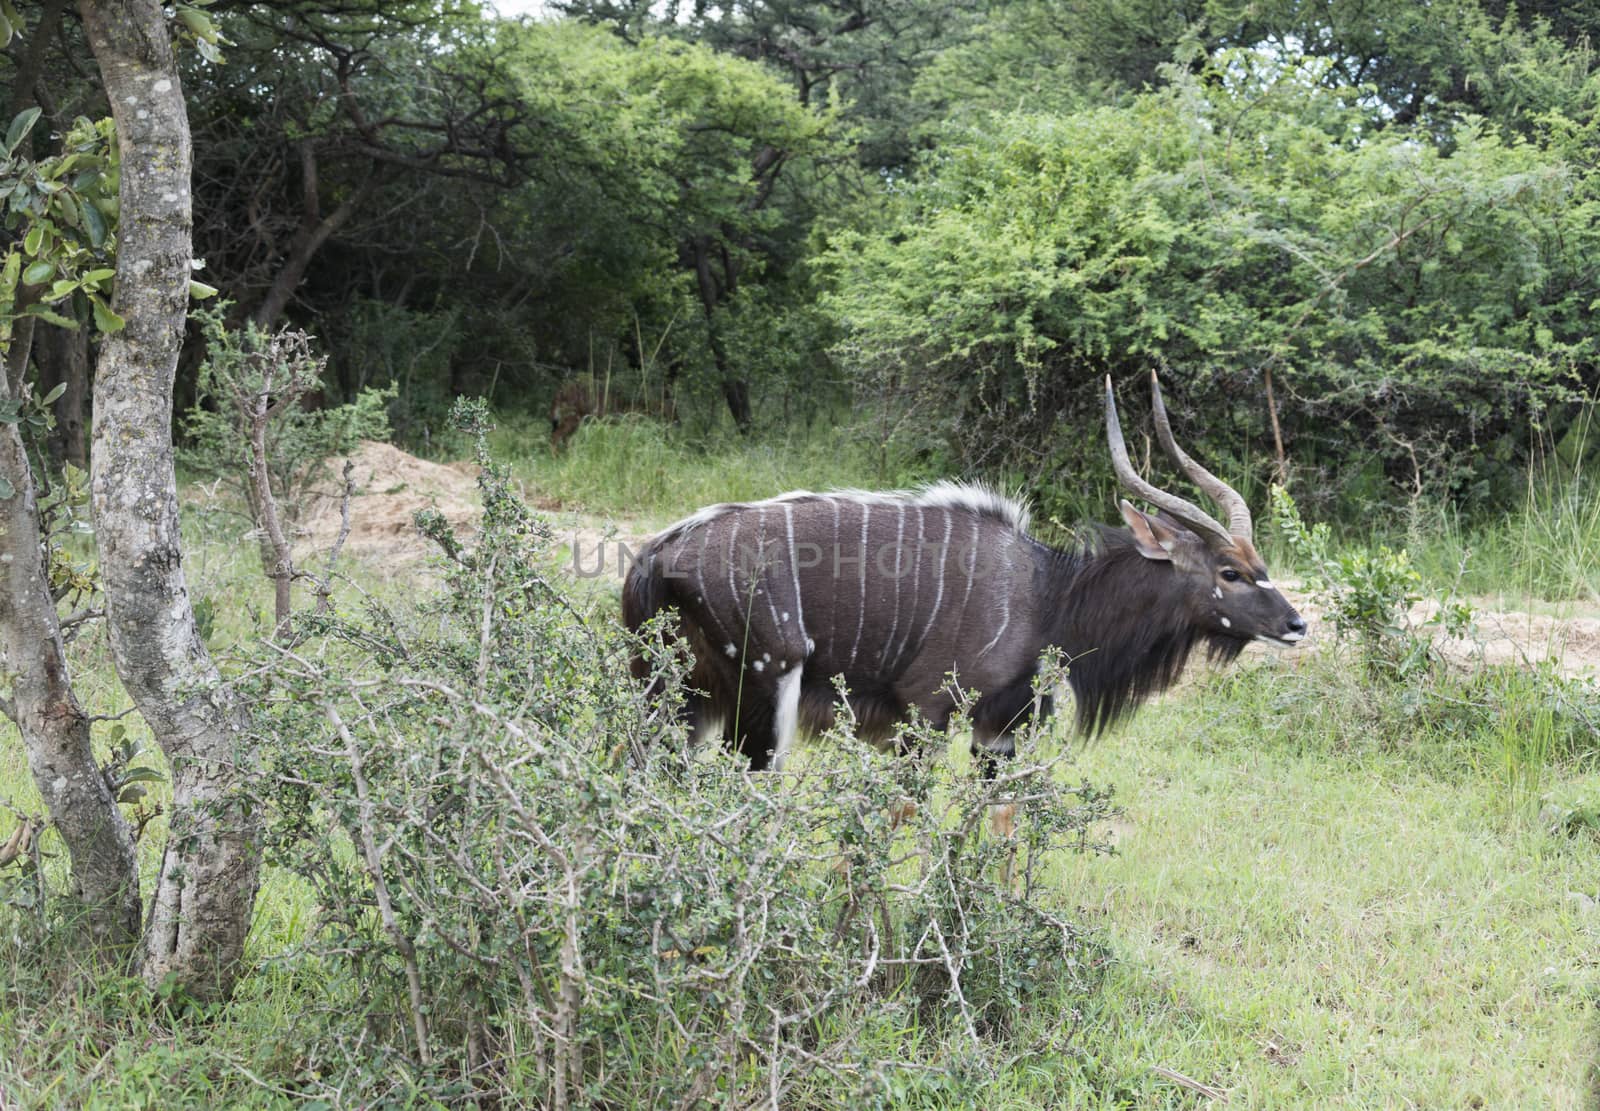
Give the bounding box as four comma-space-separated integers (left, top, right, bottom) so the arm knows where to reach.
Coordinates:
1119, 500, 1181, 562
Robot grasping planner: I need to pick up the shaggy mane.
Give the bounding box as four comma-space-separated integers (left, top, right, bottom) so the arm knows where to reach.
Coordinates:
649, 480, 1030, 546
1051, 527, 1246, 736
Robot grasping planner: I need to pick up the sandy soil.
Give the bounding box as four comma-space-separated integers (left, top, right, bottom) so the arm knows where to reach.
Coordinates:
296, 440, 483, 570
294, 442, 1600, 679
1248, 588, 1600, 679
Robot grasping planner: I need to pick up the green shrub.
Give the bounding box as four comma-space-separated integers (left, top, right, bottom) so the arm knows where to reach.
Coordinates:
180, 308, 392, 528
248, 399, 1113, 1105
1272, 485, 1473, 679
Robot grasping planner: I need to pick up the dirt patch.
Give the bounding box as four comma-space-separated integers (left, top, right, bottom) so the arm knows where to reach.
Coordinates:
1434, 606, 1600, 677
1240, 586, 1600, 679
296, 441, 482, 571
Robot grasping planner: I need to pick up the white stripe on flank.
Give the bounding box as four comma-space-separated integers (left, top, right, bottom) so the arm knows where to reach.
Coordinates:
880, 506, 908, 666
783, 503, 806, 640
918, 509, 954, 648
726, 516, 742, 631
977, 549, 1011, 657
888, 506, 925, 672
696, 525, 731, 640
759, 507, 782, 633
849, 502, 869, 667
771, 668, 803, 771
957, 516, 979, 628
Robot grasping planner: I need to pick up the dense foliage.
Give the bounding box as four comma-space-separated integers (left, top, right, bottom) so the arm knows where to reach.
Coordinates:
826, 55, 1600, 509
9, 0, 1600, 510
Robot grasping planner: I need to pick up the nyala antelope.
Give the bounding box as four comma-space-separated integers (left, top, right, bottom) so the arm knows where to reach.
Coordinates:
623, 372, 1307, 777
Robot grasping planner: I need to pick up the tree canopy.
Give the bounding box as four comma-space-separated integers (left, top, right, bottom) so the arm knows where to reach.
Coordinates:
4, 0, 1598, 505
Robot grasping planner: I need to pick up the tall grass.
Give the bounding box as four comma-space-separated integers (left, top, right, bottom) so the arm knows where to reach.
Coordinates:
1406, 406, 1600, 605
496, 410, 934, 520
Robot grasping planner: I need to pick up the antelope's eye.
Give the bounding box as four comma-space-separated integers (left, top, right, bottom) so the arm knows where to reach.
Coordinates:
1219, 568, 1242, 583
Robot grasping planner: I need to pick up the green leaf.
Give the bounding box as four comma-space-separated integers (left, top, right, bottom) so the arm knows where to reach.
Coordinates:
22, 260, 52, 285
5, 107, 40, 155
40, 382, 66, 406
90, 295, 125, 333
0, 11, 12, 52
23, 305, 75, 327
188, 279, 219, 300
47, 278, 78, 300
178, 6, 216, 40
80, 202, 108, 249
82, 268, 116, 289
22, 223, 43, 255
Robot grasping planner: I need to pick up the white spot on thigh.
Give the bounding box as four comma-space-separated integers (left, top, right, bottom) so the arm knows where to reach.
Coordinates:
779, 659, 788, 670
762, 652, 771, 662
1221, 617, 1232, 628
724, 642, 737, 657
753, 660, 765, 672
782, 611, 790, 622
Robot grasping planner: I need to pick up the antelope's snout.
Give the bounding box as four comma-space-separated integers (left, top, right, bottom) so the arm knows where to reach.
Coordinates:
1262, 610, 1308, 647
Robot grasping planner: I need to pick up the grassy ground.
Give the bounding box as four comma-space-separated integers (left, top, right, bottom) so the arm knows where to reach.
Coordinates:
1, 419, 1598, 1107
1031, 664, 1600, 1108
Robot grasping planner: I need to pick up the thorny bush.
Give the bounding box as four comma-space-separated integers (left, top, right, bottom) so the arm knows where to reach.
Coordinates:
248, 399, 1115, 1107
181, 307, 393, 530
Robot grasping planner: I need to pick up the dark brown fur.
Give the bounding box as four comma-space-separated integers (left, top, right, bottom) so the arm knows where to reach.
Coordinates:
623, 489, 1304, 772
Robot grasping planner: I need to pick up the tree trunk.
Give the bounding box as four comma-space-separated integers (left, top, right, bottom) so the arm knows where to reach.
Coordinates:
690, 237, 753, 432
7, 0, 69, 123
79, 0, 261, 1002
35, 323, 90, 469
250, 149, 378, 329
0, 317, 140, 949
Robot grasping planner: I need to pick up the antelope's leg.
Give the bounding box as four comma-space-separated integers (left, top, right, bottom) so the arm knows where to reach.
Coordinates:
769, 668, 803, 772
968, 725, 1017, 835
728, 690, 777, 771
